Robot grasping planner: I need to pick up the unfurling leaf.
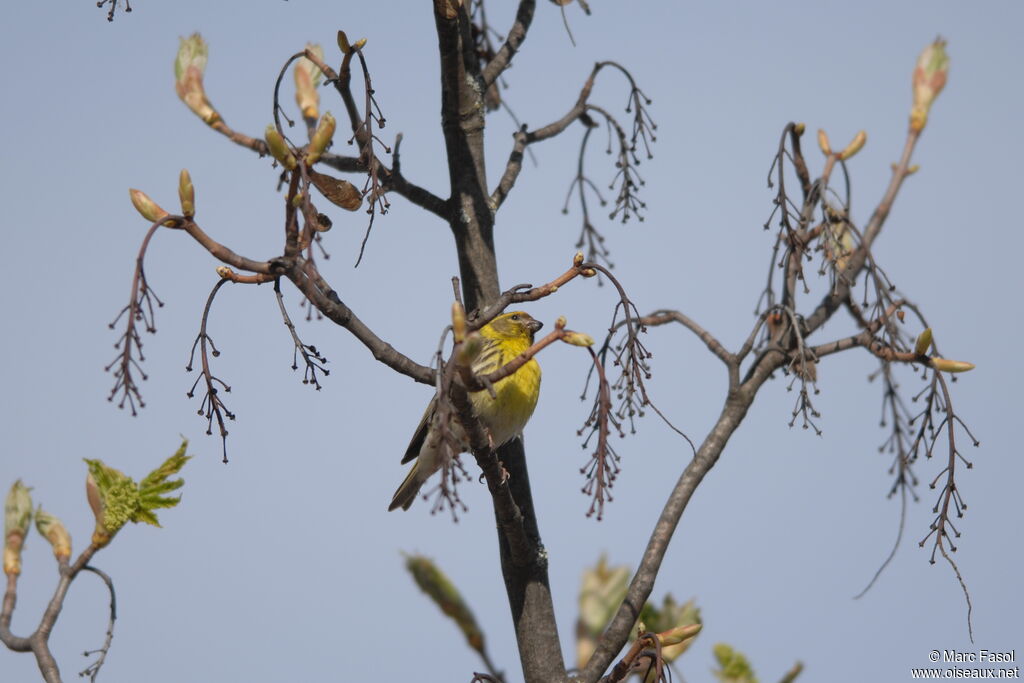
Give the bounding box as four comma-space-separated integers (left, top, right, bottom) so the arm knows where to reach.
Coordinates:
911, 38, 950, 132
713, 643, 759, 683
577, 555, 630, 667
174, 33, 222, 125
84, 439, 190, 547
294, 44, 324, 120
405, 554, 485, 654
309, 169, 362, 210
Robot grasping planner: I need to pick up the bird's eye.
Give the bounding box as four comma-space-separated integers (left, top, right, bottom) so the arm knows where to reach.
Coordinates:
511, 314, 520, 321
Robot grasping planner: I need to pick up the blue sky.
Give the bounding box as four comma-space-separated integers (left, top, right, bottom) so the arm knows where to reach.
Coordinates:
1, 2, 1021, 681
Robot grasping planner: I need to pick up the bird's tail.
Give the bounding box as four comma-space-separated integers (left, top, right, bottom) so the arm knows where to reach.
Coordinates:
388, 460, 422, 511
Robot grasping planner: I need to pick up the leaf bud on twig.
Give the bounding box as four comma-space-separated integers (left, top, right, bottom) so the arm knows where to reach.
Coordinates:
265, 126, 297, 170
451, 301, 467, 343
294, 43, 324, 120
306, 112, 336, 165
174, 33, 222, 125
4, 481, 33, 576
911, 38, 950, 132
839, 130, 867, 160
817, 128, 832, 156
34, 506, 72, 562
178, 169, 195, 218
914, 327, 933, 356
562, 331, 595, 347
129, 189, 170, 224
930, 358, 975, 373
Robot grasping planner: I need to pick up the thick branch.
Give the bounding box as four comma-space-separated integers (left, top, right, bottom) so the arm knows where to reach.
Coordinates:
435, 2, 500, 311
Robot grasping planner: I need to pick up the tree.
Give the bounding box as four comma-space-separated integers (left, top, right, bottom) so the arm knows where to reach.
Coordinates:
3, 3, 1018, 682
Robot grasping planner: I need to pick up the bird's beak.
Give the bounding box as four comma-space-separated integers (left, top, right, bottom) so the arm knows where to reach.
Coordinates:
528, 319, 543, 334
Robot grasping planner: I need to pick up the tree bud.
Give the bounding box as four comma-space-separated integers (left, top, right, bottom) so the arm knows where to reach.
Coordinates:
914, 327, 933, 356
911, 38, 950, 132
4, 481, 33, 576
129, 189, 170, 224
265, 126, 297, 170
34, 506, 72, 562
178, 169, 195, 218
306, 112, 336, 165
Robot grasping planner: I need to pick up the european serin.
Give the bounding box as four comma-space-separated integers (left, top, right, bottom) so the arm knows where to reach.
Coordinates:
388, 311, 543, 511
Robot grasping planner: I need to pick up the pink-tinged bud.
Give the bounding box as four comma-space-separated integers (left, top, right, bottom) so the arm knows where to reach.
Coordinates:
817, 129, 832, 156
294, 44, 324, 121
174, 34, 222, 125
306, 112, 336, 165
930, 358, 975, 373
178, 169, 195, 218
914, 327, 933, 356
4, 481, 33, 576
34, 506, 72, 562
85, 472, 111, 548
839, 130, 867, 161
911, 38, 950, 132
265, 126, 297, 170
129, 189, 169, 224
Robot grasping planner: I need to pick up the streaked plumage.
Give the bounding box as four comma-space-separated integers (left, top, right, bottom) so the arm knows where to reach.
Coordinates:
389, 311, 543, 511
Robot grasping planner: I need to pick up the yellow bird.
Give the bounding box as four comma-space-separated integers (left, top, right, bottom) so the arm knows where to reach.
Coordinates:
389, 311, 543, 511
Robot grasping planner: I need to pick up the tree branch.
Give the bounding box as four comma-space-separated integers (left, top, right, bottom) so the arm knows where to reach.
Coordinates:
481, 1, 536, 87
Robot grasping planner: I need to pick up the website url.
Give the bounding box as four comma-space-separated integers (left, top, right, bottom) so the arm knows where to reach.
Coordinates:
911, 668, 1020, 679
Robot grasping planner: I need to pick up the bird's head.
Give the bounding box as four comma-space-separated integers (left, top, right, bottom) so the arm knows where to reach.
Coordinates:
483, 311, 543, 343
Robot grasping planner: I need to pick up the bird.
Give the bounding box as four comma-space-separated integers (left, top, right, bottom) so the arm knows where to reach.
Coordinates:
388, 311, 544, 511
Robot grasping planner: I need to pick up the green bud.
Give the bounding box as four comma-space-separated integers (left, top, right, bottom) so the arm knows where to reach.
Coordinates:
34, 505, 72, 562
178, 169, 195, 218
265, 126, 297, 170
4, 481, 33, 576
129, 188, 170, 224
306, 112, 336, 165
914, 327, 933, 356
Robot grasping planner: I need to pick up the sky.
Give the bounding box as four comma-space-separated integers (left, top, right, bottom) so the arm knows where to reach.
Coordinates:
2, 2, 1022, 682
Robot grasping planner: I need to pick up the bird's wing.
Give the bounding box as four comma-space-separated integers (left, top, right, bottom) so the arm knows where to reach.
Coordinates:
401, 396, 437, 464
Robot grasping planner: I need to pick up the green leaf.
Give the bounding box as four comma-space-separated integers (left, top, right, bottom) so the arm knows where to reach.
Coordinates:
713, 643, 759, 683
84, 439, 190, 535
405, 554, 485, 654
